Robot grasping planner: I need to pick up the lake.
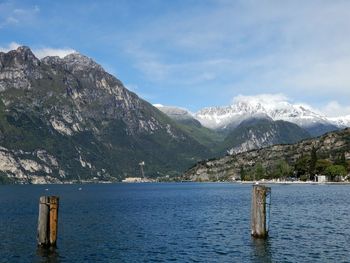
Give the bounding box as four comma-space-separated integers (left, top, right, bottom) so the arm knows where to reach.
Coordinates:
0, 183, 349, 262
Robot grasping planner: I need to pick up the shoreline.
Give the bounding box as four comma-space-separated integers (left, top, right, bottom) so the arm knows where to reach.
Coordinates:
235, 180, 350, 185
1, 180, 350, 185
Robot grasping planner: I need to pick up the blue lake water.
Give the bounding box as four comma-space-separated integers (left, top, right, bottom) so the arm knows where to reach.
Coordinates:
0, 183, 349, 262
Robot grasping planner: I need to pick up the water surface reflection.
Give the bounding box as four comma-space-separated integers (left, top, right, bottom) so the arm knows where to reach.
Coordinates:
251, 237, 272, 263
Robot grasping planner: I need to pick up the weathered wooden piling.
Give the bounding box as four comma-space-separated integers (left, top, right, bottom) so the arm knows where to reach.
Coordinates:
37, 196, 59, 247
37, 196, 50, 246
49, 196, 59, 246
251, 185, 271, 238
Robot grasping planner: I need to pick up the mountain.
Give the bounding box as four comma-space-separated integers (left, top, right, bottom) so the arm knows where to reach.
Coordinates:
183, 128, 350, 182
156, 104, 310, 155
155, 105, 225, 149
153, 105, 195, 122
0, 46, 210, 183
329, 115, 350, 128
195, 98, 341, 136
221, 118, 311, 155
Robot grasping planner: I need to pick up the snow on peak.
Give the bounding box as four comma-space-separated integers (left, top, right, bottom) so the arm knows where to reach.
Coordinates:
195, 94, 332, 130
329, 115, 350, 128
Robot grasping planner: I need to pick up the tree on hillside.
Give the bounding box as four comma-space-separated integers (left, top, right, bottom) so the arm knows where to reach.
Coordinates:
309, 147, 318, 181
254, 163, 266, 180
335, 152, 347, 168
272, 160, 292, 180
325, 165, 346, 182
239, 166, 247, 181
315, 159, 332, 174
294, 155, 311, 178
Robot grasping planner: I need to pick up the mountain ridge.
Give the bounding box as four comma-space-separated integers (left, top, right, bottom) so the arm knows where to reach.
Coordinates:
155, 99, 348, 137
183, 128, 350, 182
0, 46, 210, 183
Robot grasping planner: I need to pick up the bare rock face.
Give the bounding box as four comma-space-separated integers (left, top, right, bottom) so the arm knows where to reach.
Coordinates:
0, 46, 209, 183
183, 128, 350, 181
0, 46, 42, 91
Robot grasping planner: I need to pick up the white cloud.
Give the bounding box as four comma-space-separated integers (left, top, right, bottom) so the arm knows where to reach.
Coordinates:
0, 4, 40, 29
0, 42, 21, 52
0, 42, 75, 59
32, 47, 75, 59
122, 0, 350, 106
322, 101, 350, 117
232, 94, 289, 106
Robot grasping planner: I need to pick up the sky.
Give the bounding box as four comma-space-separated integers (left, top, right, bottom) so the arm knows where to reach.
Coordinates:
1, 0, 350, 116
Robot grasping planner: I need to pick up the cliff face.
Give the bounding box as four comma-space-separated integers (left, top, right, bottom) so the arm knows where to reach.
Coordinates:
0, 46, 209, 183
222, 118, 310, 155
183, 128, 350, 181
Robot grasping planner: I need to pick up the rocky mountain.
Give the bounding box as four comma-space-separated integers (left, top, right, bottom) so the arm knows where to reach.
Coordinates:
155, 104, 225, 149
0, 46, 210, 183
194, 98, 342, 136
221, 118, 310, 155
183, 128, 350, 182
156, 104, 311, 155
154, 104, 195, 122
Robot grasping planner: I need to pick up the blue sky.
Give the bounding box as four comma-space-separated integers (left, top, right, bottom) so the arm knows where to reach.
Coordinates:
1, 0, 350, 116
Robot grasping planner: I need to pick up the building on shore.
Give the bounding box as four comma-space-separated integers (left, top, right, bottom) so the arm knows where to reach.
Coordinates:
122, 177, 154, 183
315, 175, 327, 183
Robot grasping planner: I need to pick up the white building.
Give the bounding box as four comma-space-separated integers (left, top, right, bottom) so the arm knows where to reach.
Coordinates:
316, 175, 327, 183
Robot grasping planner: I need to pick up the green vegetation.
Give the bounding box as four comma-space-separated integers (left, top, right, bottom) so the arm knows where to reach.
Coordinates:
325, 165, 347, 181
294, 155, 311, 178
315, 159, 332, 174
240, 159, 292, 181
238, 150, 349, 182
176, 119, 225, 150
184, 127, 350, 182
309, 146, 317, 180
271, 160, 292, 180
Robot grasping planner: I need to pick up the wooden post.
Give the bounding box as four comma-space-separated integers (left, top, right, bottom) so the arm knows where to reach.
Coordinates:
37, 196, 59, 247
49, 196, 59, 246
251, 185, 271, 238
37, 196, 50, 246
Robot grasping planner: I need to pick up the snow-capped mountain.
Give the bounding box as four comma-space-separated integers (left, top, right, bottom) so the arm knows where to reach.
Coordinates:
329, 115, 350, 128
194, 96, 343, 136
154, 103, 311, 155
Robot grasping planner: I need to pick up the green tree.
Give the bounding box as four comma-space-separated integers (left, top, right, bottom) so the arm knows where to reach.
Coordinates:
239, 166, 247, 181
294, 155, 311, 178
315, 159, 332, 174
254, 163, 265, 180
325, 165, 346, 182
272, 160, 292, 180
309, 147, 317, 180
335, 152, 347, 167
